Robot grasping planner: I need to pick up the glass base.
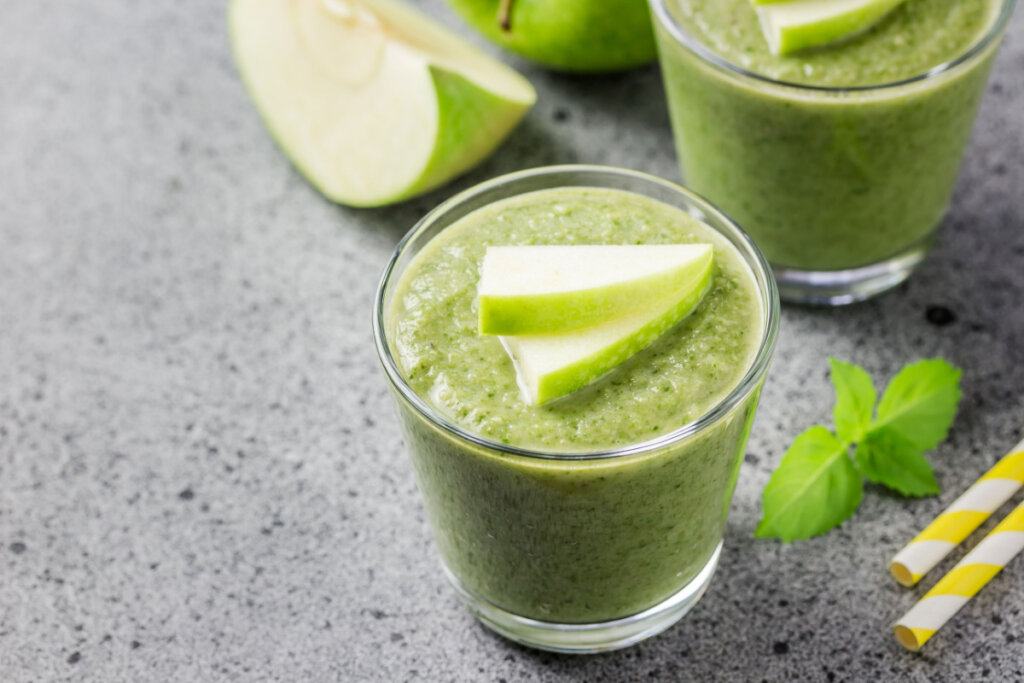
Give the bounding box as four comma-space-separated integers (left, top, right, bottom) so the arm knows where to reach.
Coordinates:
442, 542, 722, 654
773, 236, 932, 306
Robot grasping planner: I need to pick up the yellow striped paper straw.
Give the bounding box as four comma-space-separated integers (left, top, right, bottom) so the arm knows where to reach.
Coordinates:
890, 438, 1024, 587
893, 500, 1024, 651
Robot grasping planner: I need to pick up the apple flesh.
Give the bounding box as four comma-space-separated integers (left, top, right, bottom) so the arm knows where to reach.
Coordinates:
492, 246, 715, 405
229, 0, 536, 207
445, 0, 657, 73
478, 244, 715, 335
755, 0, 907, 56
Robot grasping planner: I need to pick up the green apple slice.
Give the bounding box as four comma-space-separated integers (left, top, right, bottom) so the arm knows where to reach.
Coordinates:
229, 0, 536, 207
500, 253, 715, 405
478, 244, 714, 335
755, 0, 906, 56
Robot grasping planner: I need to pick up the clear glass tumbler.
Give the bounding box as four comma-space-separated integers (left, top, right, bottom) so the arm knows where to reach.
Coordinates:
650, 0, 1016, 304
373, 166, 779, 652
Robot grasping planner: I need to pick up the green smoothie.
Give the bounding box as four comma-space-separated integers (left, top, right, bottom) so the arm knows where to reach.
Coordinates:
653, 0, 1006, 273
383, 186, 766, 624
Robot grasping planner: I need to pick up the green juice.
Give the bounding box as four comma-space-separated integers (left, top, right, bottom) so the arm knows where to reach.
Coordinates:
384, 186, 766, 623
654, 0, 1005, 272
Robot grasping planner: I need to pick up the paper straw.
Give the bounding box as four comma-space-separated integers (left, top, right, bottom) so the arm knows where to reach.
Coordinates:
890, 438, 1024, 587
893, 500, 1024, 651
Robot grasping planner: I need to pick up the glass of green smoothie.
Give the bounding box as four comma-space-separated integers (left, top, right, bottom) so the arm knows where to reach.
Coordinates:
373, 166, 779, 652
650, 0, 1016, 304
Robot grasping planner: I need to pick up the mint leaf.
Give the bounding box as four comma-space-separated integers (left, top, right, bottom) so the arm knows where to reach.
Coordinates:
829, 358, 876, 443
756, 426, 863, 542
873, 359, 962, 450
756, 358, 961, 542
854, 427, 939, 497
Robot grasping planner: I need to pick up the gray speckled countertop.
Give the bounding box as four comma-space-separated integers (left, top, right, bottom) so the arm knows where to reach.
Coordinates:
2, 1, 1023, 680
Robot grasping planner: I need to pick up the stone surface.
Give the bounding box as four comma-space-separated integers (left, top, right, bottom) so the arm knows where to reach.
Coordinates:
1, 1, 1023, 680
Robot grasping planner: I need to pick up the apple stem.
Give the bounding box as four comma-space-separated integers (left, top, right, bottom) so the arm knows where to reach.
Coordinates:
498, 0, 514, 32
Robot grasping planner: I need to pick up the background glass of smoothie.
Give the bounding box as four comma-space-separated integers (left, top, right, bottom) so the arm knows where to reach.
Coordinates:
650, 0, 1016, 304
373, 166, 779, 652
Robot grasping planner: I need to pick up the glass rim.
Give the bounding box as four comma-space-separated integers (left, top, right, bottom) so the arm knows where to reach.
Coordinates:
372, 165, 780, 462
648, 0, 1017, 94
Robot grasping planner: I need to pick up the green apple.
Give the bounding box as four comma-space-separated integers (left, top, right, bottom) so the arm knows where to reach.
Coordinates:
229, 0, 536, 207
755, 0, 907, 56
497, 247, 714, 405
478, 244, 714, 335
445, 0, 657, 73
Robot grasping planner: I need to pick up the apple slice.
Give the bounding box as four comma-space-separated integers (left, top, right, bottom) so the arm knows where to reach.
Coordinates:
229, 0, 536, 207
755, 0, 907, 56
499, 250, 715, 405
478, 244, 715, 335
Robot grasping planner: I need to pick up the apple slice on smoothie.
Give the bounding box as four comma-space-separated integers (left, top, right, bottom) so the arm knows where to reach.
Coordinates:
230, 0, 536, 207
754, 0, 907, 56
485, 245, 714, 405
478, 244, 715, 335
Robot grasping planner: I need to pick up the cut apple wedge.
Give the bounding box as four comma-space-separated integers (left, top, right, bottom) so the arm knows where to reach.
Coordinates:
229, 0, 536, 207
755, 0, 907, 56
478, 244, 715, 335
498, 250, 715, 405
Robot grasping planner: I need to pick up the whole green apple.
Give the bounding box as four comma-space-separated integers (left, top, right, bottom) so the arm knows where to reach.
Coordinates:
446, 0, 657, 73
